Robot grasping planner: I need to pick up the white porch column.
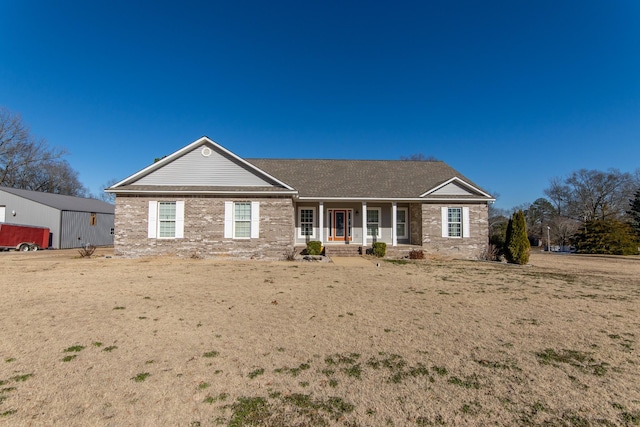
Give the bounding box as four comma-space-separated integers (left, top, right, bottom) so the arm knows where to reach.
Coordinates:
392, 201, 397, 247
362, 201, 367, 247
318, 202, 324, 244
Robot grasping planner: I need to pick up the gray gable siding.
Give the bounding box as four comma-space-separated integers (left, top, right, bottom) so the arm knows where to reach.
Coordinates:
134, 144, 278, 187
430, 182, 477, 196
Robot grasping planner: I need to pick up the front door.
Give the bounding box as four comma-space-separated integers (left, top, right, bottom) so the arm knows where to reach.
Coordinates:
329, 209, 352, 242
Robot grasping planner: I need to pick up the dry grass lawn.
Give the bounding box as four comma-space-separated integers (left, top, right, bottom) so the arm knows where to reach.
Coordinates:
1, 249, 639, 426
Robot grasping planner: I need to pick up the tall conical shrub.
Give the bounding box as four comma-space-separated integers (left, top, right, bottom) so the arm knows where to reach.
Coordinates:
505, 210, 530, 264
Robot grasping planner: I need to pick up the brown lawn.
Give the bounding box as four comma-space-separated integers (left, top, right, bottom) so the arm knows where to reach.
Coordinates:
0, 249, 639, 426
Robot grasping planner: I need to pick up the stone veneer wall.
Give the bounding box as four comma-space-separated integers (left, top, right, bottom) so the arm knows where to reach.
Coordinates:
409, 203, 423, 245
420, 203, 489, 259
114, 195, 294, 260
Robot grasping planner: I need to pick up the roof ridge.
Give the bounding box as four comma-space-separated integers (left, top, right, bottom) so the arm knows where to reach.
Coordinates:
247, 158, 444, 162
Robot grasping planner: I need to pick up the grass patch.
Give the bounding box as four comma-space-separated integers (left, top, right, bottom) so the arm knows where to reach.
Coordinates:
198, 382, 210, 390
63, 345, 85, 353
113, 306, 125, 310
62, 355, 77, 362
228, 397, 271, 427
203, 393, 229, 404
103, 346, 118, 352
131, 372, 151, 382
432, 366, 448, 376
248, 368, 265, 379
4, 358, 15, 363
366, 353, 429, 384
475, 358, 520, 370
11, 374, 33, 382
203, 350, 219, 358
535, 348, 609, 376
274, 362, 311, 377
447, 375, 481, 389
342, 364, 362, 379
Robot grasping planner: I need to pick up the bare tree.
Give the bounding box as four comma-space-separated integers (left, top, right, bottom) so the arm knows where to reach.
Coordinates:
95, 178, 118, 203
544, 169, 636, 222
0, 107, 86, 196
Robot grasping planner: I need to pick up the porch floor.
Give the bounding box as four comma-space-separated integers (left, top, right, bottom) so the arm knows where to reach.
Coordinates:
295, 244, 423, 258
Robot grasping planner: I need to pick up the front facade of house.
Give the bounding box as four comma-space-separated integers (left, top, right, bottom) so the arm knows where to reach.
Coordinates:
108, 137, 494, 259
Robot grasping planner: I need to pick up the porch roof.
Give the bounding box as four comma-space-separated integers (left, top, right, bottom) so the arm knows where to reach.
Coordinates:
247, 159, 492, 200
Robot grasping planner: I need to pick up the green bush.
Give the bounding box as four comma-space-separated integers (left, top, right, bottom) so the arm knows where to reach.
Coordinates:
372, 242, 386, 258
505, 210, 530, 265
306, 241, 323, 256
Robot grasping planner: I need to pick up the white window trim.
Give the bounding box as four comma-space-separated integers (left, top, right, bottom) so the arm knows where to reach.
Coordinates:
441, 206, 469, 238
297, 206, 316, 239
396, 207, 409, 239
224, 201, 260, 239
366, 207, 381, 238
148, 200, 184, 239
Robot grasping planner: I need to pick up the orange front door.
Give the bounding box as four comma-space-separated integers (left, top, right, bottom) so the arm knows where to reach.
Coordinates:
330, 209, 352, 242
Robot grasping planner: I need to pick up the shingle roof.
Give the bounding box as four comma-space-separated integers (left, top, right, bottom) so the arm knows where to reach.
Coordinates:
0, 187, 115, 213
246, 159, 491, 199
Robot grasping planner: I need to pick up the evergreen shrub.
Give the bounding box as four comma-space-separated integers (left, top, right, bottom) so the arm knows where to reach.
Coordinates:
372, 242, 387, 257
306, 241, 323, 256
504, 210, 530, 265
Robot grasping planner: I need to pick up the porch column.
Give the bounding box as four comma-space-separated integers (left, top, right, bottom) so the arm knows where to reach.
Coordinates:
392, 201, 397, 247
318, 202, 324, 244
362, 201, 367, 247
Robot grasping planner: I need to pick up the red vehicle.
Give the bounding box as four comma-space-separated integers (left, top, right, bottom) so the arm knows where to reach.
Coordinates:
0, 223, 50, 251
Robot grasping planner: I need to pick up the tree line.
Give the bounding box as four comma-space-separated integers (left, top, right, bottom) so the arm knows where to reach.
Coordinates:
491, 169, 640, 258
0, 107, 116, 201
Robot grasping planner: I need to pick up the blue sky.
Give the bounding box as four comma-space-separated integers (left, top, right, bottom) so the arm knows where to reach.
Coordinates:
1, 1, 639, 209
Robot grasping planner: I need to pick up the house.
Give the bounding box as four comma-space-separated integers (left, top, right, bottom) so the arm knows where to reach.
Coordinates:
107, 137, 494, 259
0, 187, 115, 249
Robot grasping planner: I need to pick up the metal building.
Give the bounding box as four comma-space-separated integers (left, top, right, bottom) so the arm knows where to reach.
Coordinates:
0, 187, 114, 249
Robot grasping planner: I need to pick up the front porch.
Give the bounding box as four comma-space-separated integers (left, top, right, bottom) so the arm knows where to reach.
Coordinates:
294, 201, 419, 250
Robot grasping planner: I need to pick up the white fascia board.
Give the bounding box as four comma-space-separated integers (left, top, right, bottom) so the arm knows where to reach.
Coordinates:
419, 177, 493, 198
107, 189, 298, 196
108, 136, 296, 191
297, 196, 495, 202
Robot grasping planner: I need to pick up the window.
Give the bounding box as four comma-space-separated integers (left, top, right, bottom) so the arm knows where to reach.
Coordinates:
110, 228, 115, 235
367, 208, 381, 238
442, 207, 469, 238
234, 202, 251, 238
90, 212, 97, 226
148, 201, 184, 239
159, 202, 177, 237
224, 201, 260, 239
298, 207, 315, 238
448, 207, 462, 237
396, 207, 408, 239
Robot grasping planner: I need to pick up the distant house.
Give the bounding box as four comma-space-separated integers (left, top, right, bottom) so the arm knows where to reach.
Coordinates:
0, 187, 115, 249
107, 137, 494, 259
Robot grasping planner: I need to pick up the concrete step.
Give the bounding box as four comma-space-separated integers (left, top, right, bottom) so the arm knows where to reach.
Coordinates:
324, 245, 363, 257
